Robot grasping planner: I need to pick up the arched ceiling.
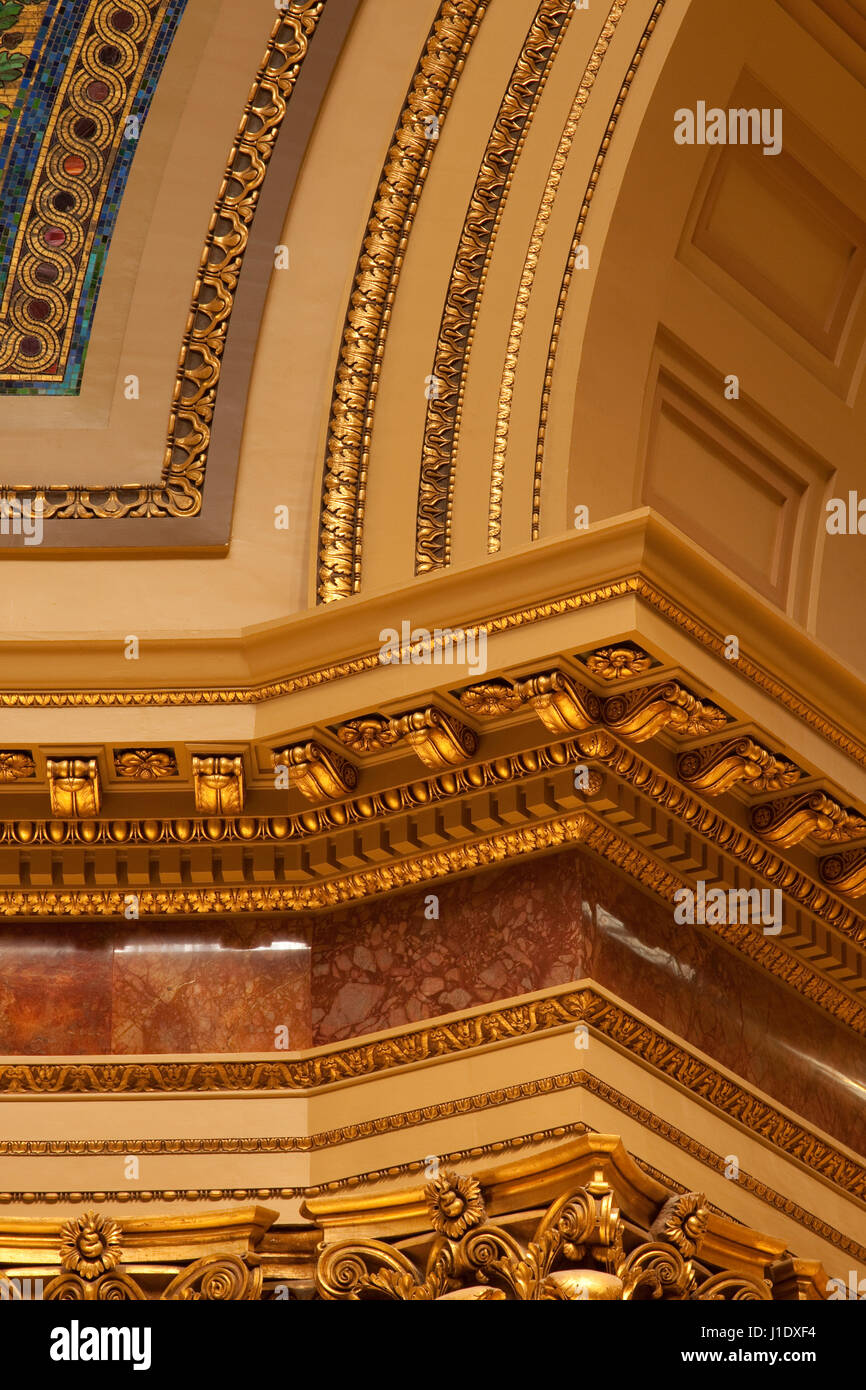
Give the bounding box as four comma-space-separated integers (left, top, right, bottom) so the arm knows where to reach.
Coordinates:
1, 0, 866, 840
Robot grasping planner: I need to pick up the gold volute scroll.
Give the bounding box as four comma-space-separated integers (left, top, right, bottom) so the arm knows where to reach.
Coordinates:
312, 1163, 774, 1301
516, 670, 601, 734
392, 707, 478, 769
603, 682, 728, 742
336, 707, 478, 769
275, 742, 358, 803
821, 848, 866, 898
0, 1143, 834, 1299
751, 791, 866, 847
677, 738, 800, 796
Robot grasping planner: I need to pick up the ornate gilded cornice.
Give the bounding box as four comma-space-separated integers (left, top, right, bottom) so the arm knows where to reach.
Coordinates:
317, 0, 489, 602
579, 732, 866, 951
0, 810, 597, 915
0, 986, 861, 1212
533, 1, 667, 536
578, 808, 866, 1029
0, 574, 864, 789
0, 738, 861, 1040
491, 0, 627, 552
415, 0, 575, 574
0, 1071, 859, 1262
0, 1141, 836, 1300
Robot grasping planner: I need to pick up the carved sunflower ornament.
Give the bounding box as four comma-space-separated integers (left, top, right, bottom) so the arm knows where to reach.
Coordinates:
59, 1211, 122, 1280
425, 1171, 486, 1239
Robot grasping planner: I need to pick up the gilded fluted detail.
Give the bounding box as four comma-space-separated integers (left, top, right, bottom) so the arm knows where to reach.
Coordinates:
317, 0, 489, 602
46, 758, 101, 819
533, 2, 666, 536
490, 1, 627, 552
191, 755, 245, 815
416, 0, 575, 574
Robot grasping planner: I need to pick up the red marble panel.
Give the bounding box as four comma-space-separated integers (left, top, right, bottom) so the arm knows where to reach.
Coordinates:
0, 927, 112, 1054
111, 920, 312, 1053
311, 861, 587, 1040
310, 848, 866, 1155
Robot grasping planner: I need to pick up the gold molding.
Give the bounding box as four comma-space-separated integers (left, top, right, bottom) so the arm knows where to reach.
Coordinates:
0, 3, 325, 520
490, 0, 627, 552
0, 1071, 860, 1261
317, 0, 489, 602
0, 986, 861, 1209
533, 0, 667, 537
579, 732, 866, 958
0, 810, 596, 915
1, 573, 865, 787
0, 738, 594, 845
415, 0, 575, 574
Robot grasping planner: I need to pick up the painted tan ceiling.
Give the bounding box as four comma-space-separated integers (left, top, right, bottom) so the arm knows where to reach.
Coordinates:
1, 0, 866, 757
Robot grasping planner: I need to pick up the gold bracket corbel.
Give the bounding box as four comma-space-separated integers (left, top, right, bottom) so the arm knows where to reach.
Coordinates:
192, 755, 245, 815
47, 757, 102, 818
676, 738, 800, 796
274, 742, 358, 804
750, 791, 866, 848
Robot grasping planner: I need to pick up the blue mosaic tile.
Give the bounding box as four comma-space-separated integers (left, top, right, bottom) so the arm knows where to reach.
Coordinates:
0, 0, 190, 395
